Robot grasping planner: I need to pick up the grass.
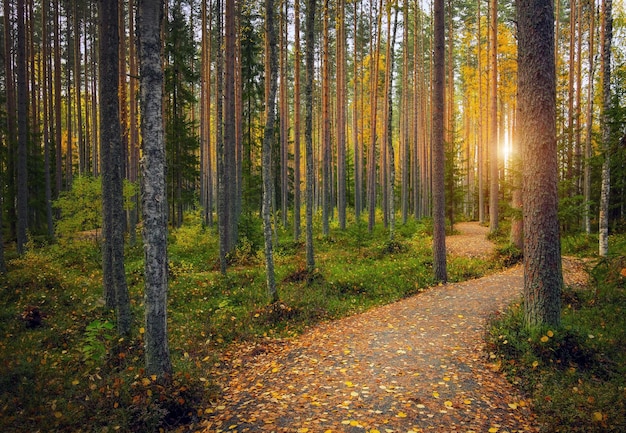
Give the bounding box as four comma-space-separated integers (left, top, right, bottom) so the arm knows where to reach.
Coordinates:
486, 233, 626, 432
0, 212, 506, 432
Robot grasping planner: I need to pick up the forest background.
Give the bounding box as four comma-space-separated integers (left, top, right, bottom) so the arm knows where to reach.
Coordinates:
1, 0, 626, 431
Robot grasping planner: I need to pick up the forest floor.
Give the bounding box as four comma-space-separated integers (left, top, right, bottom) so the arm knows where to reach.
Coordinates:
198, 222, 588, 433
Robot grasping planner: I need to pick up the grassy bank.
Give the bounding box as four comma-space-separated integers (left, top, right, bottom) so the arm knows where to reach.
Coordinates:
486, 233, 626, 432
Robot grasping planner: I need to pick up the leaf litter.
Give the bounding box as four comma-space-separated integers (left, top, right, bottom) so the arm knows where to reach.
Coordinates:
199, 224, 539, 432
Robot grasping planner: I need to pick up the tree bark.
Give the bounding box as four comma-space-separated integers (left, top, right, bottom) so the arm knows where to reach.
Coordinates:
16, 0, 28, 255
488, 0, 499, 233
99, 0, 132, 335
293, 0, 301, 240
304, 0, 316, 271
263, 0, 278, 302
432, 0, 447, 283
599, 0, 612, 257
518, 0, 562, 328
137, 0, 172, 378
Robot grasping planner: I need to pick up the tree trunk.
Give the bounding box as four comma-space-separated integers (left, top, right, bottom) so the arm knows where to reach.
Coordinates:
599, 0, 612, 257
321, 0, 330, 237
432, 0, 447, 283
16, 0, 28, 255
98, 0, 132, 336
583, 2, 595, 235
263, 0, 278, 302
488, 0, 499, 234
293, 0, 301, 240
137, 0, 172, 378
304, 0, 316, 271
518, 0, 562, 328
336, 0, 346, 230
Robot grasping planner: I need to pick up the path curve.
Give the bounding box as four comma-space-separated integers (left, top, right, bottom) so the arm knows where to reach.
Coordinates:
201, 223, 536, 432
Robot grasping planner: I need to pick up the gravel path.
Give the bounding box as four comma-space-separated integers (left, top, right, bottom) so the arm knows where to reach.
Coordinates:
200, 223, 538, 433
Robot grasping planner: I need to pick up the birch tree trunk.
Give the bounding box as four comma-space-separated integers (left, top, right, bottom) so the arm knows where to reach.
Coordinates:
599, 0, 612, 257
138, 0, 172, 378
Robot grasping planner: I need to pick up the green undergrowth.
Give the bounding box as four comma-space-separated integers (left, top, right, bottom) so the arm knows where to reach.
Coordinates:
486, 233, 626, 432
1, 212, 504, 432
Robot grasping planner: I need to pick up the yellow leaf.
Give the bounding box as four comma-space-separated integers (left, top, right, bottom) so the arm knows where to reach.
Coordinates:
547, 330, 554, 337
432, 391, 440, 398
532, 361, 539, 369
396, 411, 407, 418
345, 381, 355, 388
54, 411, 63, 419
593, 412, 603, 422
508, 403, 518, 409
139, 327, 145, 334
146, 389, 152, 396
150, 375, 157, 381
341, 420, 351, 425
141, 378, 151, 386
443, 376, 451, 381
540, 335, 549, 343
463, 399, 472, 405
71, 379, 79, 386
369, 430, 381, 433
444, 401, 453, 407
298, 429, 309, 432
489, 428, 498, 433
216, 405, 226, 410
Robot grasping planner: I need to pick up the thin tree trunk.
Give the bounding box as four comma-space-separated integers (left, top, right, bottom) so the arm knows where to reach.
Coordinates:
304, 0, 316, 271
42, 0, 54, 238
599, 0, 612, 257
279, 0, 288, 229
336, 0, 346, 230
584, 1, 595, 235
74, 1, 84, 175
488, 0, 498, 233
353, 0, 361, 221
138, 0, 172, 379
16, 0, 28, 255
263, 0, 278, 302
321, 0, 330, 237
293, 0, 301, 240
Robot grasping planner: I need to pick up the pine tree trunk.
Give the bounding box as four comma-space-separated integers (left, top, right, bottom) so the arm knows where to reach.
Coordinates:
16, 0, 29, 255
432, 0, 447, 283
293, 0, 301, 240
584, 4, 595, 235
99, 0, 131, 335
137, 0, 172, 378
488, 0, 499, 234
336, 0, 346, 231
263, 0, 278, 302
304, 0, 316, 271
518, 0, 562, 328
321, 0, 330, 237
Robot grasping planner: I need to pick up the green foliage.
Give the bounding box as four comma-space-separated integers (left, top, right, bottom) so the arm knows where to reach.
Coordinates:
486, 247, 626, 432
79, 319, 115, 364
53, 175, 102, 238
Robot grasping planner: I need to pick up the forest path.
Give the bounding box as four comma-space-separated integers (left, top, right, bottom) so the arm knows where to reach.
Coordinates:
200, 222, 538, 432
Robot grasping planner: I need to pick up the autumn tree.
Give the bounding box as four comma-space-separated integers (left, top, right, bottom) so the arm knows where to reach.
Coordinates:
599, 0, 612, 257
138, 0, 172, 378
518, 0, 563, 328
